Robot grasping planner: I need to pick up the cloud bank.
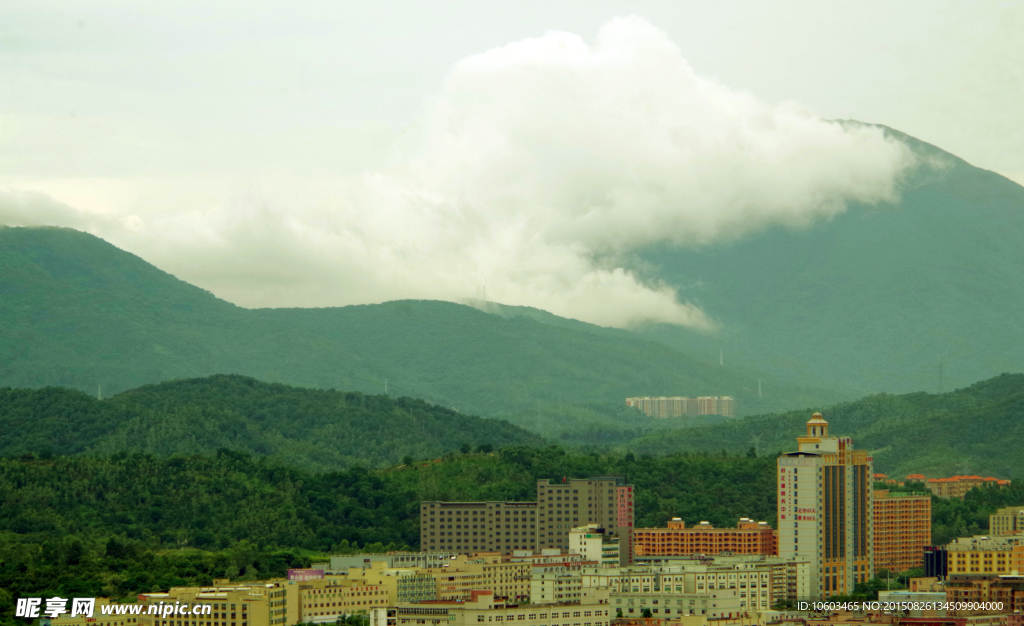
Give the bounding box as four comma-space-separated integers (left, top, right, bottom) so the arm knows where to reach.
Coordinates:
2, 17, 914, 328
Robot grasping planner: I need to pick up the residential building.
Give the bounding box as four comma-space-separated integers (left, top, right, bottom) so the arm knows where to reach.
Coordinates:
537, 478, 635, 563
420, 477, 635, 558
873, 489, 932, 573
47, 599, 139, 626
945, 574, 1024, 615
571, 524, 622, 566
633, 518, 776, 558
945, 535, 1024, 575
417, 554, 533, 602
293, 575, 389, 622
874, 474, 904, 487
778, 413, 874, 599
625, 397, 735, 419
137, 582, 293, 626
532, 568, 585, 605
368, 591, 612, 626
328, 553, 458, 572
922, 476, 1011, 499
581, 556, 809, 615
419, 501, 538, 553
989, 507, 1024, 537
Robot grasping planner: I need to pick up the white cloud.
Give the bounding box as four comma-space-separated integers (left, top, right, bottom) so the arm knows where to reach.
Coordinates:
2, 16, 914, 329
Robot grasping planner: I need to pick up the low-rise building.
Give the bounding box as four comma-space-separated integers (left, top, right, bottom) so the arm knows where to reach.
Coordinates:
571, 524, 622, 566
625, 397, 735, 419
368, 590, 612, 626
634, 519, 776, 558
419, 500, 539, 554
946, 536, 1024, 575
989, 507, 1024, 537
137, 582, 293, 626
945, 574, 1024, 615
417, 554, 533, 602
45, 599, 140, 626
923, 476, 1011, 499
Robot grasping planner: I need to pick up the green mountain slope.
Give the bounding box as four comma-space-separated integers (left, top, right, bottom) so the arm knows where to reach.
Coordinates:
624, 373, 1024, 478
0, 225, 846, 421
636, 125, 1024, 396
0, 375, 542, 470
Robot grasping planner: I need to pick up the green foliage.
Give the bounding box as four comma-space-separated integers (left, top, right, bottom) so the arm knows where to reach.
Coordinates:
0, 375, 542, 470
625, 374, 1024, 477
0, 539, 312, 619
0, 446, 780, 624
929, 482, 1024, 545
636, 128, 1024, 397
0, 225, 847, 429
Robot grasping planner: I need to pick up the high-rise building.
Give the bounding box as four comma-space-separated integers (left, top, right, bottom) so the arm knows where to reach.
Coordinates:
778, 413, 874, 599
873, 490, 931, 573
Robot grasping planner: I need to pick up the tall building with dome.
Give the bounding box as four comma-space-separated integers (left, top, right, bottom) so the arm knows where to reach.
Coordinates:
778, 413, 874, 599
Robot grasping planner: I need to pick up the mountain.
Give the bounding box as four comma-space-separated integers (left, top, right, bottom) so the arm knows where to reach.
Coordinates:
0, 225, 846, 423
633, 125, 1024, 396
623, 372, 1024, 479
0, 374, 542, 470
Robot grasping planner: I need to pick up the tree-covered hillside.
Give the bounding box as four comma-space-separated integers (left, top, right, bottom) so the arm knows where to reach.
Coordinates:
623, 373, 1024, 477
2, 445, 1022, 620
0, 225, 851, 423
636, 125, 1024, 397
0, 375, 542, 470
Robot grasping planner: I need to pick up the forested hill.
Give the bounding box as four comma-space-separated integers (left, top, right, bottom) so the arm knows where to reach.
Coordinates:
636, 124, 1024, 396
0, 225, 849, 420
623, 373, 1024, 478
2, 444, 1021, 611
0, 375, 542, 470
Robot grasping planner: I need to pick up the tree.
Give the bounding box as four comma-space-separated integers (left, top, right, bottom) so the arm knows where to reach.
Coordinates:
641, 608, 653, 618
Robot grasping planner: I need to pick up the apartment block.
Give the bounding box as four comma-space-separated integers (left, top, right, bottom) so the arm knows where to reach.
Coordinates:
570, 524, 622, 566
368, 591, 612, 626
924, 475, 1011, 499
328, 552, 459, 572
137, 583, 292, 626
419, 501, 538, 553
873, 489, 932, 573
47, 599, 139, 626
634, 518, 776, 558
990, 507, 1024, 536
419, 478, 634, 561
537, 478, 634, 561
945, 574, 1024, 615
293, 576, 388, 622
581, 563, 778, 617
417, 554, 533, 602
778, 413, 874, 599
946, 535, 1024, 575
531, 569, 584, 605
625, 397, 735, 418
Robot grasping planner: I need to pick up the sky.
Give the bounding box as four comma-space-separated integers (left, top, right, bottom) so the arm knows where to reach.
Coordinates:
1, 1, 1021, 328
